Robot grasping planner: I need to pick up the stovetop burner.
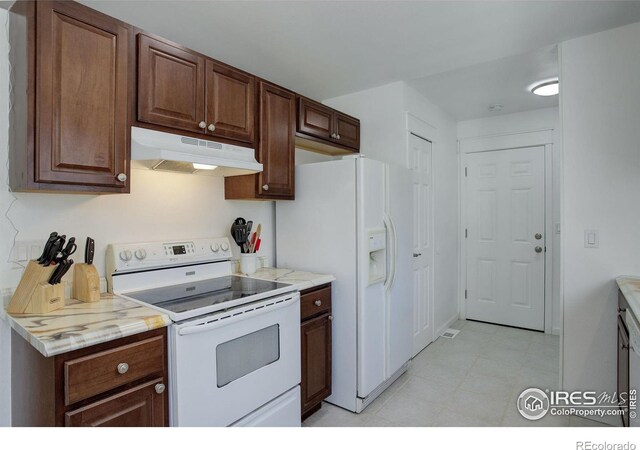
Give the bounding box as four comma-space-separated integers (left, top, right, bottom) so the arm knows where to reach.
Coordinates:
125, 275, 291, 315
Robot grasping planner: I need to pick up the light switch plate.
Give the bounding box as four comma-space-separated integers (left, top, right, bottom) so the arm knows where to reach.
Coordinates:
584, 230, 599, 248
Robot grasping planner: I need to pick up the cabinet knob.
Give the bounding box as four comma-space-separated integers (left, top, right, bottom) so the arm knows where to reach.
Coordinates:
208, 124, 216, 132
198, 121, 206, 129
262, 184, 269, 191
117, 363, 129, 374
535, 233, 543, 240
619, 308, 627, 313
314, 300, 322, 306
336, 134, 341, 140
155, 383, 166, 394
535, 246, 543, 253
331, 133, 337, 139
328, 315, 333, 321
116, 173, 127, 182
413, 253, 422, 257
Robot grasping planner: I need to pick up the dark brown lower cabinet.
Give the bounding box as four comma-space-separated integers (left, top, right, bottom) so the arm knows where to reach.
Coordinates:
618, 290, 630, 427
11, 327, 168, 427
300, 284, 332, 420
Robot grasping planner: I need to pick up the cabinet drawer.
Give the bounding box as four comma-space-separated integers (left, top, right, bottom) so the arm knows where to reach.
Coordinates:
301, 285, 331, 321
64, 335, 165, 406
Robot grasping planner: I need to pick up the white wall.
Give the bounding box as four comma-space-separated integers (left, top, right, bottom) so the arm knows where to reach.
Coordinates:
560, 21, 640, 425
457, 107, 562, 335
324, 81, 460, 336
0, 9, 276, 424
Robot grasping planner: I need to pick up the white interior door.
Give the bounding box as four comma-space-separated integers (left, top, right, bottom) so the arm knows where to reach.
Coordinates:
465, 146, 545, 331
409, 134, 434, 356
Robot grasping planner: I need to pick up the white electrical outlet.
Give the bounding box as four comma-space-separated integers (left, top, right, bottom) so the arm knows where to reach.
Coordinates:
10, 240, 44, 263
584, 230, 599, 248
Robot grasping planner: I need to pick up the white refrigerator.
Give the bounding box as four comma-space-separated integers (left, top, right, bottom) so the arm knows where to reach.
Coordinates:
276, 156, 413, 413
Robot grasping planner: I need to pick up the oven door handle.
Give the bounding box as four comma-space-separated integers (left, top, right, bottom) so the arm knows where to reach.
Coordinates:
177, 296, 298, 336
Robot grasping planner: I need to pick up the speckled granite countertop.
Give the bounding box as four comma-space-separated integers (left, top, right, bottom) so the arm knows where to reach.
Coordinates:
3, 293, 170, 357
238, 267, 335, 292
616, 276, 640, 320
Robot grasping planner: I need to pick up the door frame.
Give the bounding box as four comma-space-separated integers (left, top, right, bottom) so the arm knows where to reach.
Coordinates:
459, 129, 555, 334
404, 112, 436, 345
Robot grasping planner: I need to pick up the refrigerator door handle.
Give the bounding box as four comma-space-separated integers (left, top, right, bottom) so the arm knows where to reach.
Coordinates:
383, 214, 397, 291
388, 215, 398, 289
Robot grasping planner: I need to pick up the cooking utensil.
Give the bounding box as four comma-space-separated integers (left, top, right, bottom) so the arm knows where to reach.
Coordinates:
250, 224, 262, 253
57, 237, 77, 263
85, 237, 95, 265
37, 232, 58, 263
42, 235, 65, 266
254, 238, 261, 253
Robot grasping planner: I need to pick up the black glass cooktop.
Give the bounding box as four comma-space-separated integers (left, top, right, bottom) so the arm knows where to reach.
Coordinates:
125, 276, 290, 315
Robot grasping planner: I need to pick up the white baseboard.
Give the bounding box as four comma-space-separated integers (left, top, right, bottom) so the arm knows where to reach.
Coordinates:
435, 311, 460, 338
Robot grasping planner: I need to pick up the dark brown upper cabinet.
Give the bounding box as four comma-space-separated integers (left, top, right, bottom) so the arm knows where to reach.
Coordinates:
9, 0, 131, 193
205, 60, 255, 144
137, 34, 256, 146
296, 96, 360, 154
225, 81, 295, 200
138, 34, 206, 134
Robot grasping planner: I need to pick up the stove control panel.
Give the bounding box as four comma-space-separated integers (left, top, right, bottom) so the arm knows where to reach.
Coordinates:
107, 237, 233, 274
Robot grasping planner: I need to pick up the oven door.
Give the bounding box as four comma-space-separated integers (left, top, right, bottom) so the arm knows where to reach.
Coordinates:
170, 292, 300, 426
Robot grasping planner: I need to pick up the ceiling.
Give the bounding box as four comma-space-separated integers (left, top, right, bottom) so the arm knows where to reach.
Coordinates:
80, 1, 640, 119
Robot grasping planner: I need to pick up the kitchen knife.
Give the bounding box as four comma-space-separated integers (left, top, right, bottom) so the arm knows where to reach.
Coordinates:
49, 259, 73, 284
43, 236, 65, 266
37, 232, 58, 263
84, 237, 95, 265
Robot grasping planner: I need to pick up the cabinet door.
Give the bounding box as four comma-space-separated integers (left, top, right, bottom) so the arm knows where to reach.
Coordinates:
257, 82, 295, 198
301, 313, 332, 414
205, 60, 255, 144
65, 378, 166, 427
618, 316, 630, 426
36, 1, 129, 188
334, 113, 360, 150
297, 97, 334, 141
138, 34, 205, 133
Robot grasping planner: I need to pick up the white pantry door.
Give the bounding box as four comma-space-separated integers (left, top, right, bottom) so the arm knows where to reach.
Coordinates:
465, 147, 545, 331
409, 133, 434, 355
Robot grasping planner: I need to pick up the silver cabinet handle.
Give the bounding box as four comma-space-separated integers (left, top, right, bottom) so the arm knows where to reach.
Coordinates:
155, 383, 165, 394
535, 246, 543, 253
314, 300, 322, 306
535, 233, 542, 240
208, 124, 216, 132
198, 121, 206, 129
262, 184, 269, 191
117, 363, 129, 374
116, 173, 127, 182
413, 253, 422, 257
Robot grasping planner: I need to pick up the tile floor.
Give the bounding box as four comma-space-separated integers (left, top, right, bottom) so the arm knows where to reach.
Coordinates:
304, 319, 609, 427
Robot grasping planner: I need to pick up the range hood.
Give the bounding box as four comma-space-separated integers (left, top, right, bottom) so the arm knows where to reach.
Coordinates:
131, 126, 262, 176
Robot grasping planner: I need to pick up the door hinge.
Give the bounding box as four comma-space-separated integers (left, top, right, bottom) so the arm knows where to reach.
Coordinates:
465, 228, 468, 238
465, 167, 468, 177
465, 289, 468, 299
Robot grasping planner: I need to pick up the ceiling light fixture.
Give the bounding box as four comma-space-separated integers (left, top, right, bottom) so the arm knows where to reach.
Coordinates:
529, 78, 559, 96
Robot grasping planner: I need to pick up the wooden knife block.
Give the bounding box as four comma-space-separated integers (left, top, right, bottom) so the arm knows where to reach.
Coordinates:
73, 263, 101, 303
7, 260, 65, 314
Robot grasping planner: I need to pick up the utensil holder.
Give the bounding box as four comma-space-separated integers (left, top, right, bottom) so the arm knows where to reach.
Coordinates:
239, 254, 257, 275
73, 263, 101, 303
7, 260, 65, 314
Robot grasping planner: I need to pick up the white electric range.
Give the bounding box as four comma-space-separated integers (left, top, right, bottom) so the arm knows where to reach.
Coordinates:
106, 237, 301, 427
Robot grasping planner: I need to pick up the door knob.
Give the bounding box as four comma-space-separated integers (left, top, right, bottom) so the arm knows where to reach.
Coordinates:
198, 121, 206, 129
535, 246, 543, 253
262, 184, 269, 191
535, 233, 542, 240
413, 253, 422, 257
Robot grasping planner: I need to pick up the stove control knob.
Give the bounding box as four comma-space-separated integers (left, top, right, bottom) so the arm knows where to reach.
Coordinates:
210, 243, 220, 253
220, 242, 229, 252
134, 249, 147, 260
119, 250, 132, 262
